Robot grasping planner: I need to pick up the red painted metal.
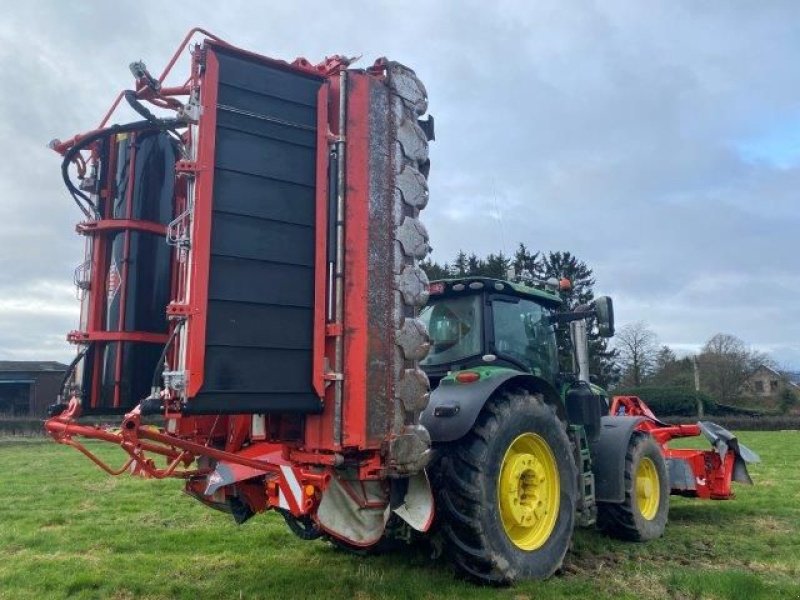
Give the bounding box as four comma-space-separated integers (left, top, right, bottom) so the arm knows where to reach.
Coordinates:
67, 331, 169, 344
83, 135, 118, 408
311, 81, 331, 401
225, 415, 251, 453
182, 46, 218, 398
113, 137, 138, 408
154, 28, 226, 86
178, 41, 340, 401
76, 219, 168, 237
304, 73, 339, 452
48, 28, 415, 530
59, 130, 178, 409
341, 72, 371, 450
66, 130, 178, 409
610, 395, 740, 500
94, 28, 226, 130
46, 398, 329, 515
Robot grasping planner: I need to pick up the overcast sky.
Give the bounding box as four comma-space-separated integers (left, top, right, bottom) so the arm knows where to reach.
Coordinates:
0, 1, 798, 369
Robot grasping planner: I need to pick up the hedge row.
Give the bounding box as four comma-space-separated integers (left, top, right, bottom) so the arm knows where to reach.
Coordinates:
666, 415, 800, 431
2, 411, 797, 439
0, 418, 45, 437
0, 415, 164, 438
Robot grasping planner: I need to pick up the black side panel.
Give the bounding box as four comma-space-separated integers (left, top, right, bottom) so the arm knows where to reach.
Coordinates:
186, 48, 323, 415
565, 383, 605, 442
82, 131, 176, 414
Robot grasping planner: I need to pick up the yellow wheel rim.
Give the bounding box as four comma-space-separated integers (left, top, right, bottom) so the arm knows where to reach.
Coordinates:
635, 457, 660, 520
497, 433, 560, 551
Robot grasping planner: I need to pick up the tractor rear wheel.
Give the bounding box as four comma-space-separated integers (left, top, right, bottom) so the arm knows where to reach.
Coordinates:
597, 432, 669, 541
430, 390, 577, 584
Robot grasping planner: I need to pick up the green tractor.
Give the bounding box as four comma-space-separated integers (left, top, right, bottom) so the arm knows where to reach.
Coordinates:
419, 276, 669, 583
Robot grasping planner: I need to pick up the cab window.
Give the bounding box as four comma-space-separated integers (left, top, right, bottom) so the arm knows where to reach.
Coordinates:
492, 297, 557, 380
419, 294, 483, 367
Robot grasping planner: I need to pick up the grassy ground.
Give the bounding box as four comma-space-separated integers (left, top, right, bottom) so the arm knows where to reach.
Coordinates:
0, 431, 798, 600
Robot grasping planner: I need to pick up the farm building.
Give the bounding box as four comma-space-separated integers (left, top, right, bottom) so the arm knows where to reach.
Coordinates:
0, 361, 67, 416
744, 364, 799, 399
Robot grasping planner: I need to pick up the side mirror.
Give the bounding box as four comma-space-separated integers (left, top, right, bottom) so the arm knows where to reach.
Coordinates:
593, 296, 614, 337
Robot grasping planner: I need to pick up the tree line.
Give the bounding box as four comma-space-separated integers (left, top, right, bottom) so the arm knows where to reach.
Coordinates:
421, 246, 797, 413
614, 322, 797, 412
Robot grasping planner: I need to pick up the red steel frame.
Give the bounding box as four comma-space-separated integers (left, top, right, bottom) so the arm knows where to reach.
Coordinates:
67, 131, 172, 410
46, 30, 393, 520
179, 44, 218, 399
303, 76, 337, 451
341, 72, 372, 451
46, 29, 749, 524
610, 396, 739, 500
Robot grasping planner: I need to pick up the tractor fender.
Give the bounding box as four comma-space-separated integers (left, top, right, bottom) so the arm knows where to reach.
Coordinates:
421, 372, 564, 443
590, 415, 645, 503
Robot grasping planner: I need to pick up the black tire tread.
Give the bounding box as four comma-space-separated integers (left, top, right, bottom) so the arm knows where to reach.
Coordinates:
597, 432, 669, 542
431, 389, 576, 584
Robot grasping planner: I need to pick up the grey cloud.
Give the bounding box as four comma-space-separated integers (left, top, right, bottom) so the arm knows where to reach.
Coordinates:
0, 1, 797, 368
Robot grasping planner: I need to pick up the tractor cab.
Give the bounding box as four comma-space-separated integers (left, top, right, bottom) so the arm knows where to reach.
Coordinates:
419, 277, 563, 386
420, 276, 617, 446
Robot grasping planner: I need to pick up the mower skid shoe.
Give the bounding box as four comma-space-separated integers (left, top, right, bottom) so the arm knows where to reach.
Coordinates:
391, 470, 434, 532
698, 421, 760, 485
204, 460, 266, 496
316, 471, 389, 547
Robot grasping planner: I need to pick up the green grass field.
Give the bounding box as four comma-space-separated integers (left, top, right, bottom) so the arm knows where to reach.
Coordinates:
0, 431, 798, 600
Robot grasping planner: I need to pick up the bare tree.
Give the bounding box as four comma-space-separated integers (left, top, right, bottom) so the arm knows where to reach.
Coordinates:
697, 333, 769, 404
615, 322, 659, 387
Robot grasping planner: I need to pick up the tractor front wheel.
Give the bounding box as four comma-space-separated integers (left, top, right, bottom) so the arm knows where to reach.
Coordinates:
597, 432, 669, 541
431, 390, 577, 584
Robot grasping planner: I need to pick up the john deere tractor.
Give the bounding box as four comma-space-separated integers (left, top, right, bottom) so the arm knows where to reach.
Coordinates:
420, 276, 669, 582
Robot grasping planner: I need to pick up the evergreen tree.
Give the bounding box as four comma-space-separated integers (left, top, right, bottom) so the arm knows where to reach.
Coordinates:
539, 251, 620, 388
653, 345, 677, 374
420, 257, 449, 281
649, 346, 694, 388
452, 251, 468, 276
778, 387, 798, 414
540, 251, 595, 306
483, 252, 511, 279
513, 243, 539, 278
466, 253, 484, 276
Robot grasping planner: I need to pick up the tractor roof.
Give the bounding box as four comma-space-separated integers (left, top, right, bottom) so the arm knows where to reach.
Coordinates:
429, 277, 563, 306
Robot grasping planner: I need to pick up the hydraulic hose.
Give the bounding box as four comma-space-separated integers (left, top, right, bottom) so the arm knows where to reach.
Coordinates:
57, 344, 90, 403
150, 318, 185, 392
61, 117, 186, 218
124, 90, 159, 123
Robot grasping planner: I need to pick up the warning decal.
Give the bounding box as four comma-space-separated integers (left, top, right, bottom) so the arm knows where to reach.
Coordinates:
107, 261, 121, 303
